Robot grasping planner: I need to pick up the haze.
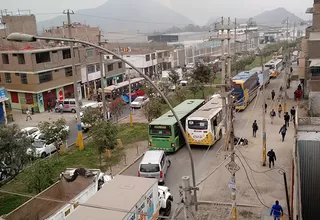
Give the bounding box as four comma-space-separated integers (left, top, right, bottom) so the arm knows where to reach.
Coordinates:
2, 0, 313, 24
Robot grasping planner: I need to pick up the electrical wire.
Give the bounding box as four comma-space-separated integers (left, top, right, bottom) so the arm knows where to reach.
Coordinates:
0, 189, 172, 219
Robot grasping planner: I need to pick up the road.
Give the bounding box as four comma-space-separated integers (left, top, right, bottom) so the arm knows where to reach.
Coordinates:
66, 105, 132, 145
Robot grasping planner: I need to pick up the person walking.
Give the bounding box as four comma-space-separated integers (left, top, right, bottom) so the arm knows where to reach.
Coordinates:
267, 149, 276, 168
270, 200, 284, 220
59, 102, 64, 114
290, 107, 296, 121
265, 103, 267, 113
252, 120, 258, 137
26, 109, 32, 121
279, 124, 287, 142
47, 100, 51, 112
284, 112, 290, 127
270, 109, 276, 124
277, 104, 282, 118
271, 90, 275, 101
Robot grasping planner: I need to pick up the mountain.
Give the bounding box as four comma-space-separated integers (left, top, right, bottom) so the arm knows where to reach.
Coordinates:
37, 0, 194, 34
252, 7, 304, 25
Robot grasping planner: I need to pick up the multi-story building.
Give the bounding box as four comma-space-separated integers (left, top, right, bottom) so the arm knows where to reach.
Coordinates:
0, 45, 125, 112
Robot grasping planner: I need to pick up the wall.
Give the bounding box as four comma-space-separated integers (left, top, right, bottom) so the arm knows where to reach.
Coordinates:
308, 91, 320, 116
1, 15, 37, 35
307, 41, 320, 58
123, 54, 156, 68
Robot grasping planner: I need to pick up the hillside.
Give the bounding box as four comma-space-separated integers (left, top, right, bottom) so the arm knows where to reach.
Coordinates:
252, 7, 304, 25
37, 0, 194, 33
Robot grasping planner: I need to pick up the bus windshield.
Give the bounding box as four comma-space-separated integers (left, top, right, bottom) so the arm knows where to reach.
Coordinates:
149, 125, 172, 136
188, 120, 208, 130
233, 84, 242, 90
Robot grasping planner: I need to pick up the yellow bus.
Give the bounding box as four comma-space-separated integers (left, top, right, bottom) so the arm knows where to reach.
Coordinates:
186, 94, 223, 146
264, 59, 283, 79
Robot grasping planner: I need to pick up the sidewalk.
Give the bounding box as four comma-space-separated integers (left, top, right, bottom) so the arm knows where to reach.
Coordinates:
118, 109, 148, 124
197, 72, 297, 219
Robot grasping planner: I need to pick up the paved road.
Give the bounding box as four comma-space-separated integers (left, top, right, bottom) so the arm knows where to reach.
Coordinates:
121, 140, 223, 206
66, 105, 132, 145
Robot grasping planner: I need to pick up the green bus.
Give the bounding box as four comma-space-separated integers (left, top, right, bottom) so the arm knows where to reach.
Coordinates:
148, 99, 205, 153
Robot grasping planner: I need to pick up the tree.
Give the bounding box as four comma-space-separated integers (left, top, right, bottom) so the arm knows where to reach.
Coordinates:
191, 65, 212, 98
141, 83, 156, 98
0, 124, 33, 173
27, 160, 54, 193
168, 69, 180, 86
142, 98, 163, 122
174, 85, 187, 102
90, 121, 118, 168
158, 81, 171, 96
188, 80, 201, 98
109, 98, 125, 122
81, 106, 104, 127
38, 118, 70, 151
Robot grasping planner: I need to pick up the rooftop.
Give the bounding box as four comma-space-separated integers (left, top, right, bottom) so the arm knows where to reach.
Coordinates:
0, 46, 77, 54
67, 175, 157, 220
141, 150, 164, 164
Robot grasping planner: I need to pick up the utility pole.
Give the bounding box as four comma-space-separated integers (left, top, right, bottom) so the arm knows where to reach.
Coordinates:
284, 17, 289, 113
85, 55, 90, 100
245, 25, 248, 53
234, 18, 237, 54
181, 176, 194, 219
97, 30, 107, 121
261, 51, 267, 166
220, 16, 228, 134
227, 17, 231, 126
64, 9, 84, 150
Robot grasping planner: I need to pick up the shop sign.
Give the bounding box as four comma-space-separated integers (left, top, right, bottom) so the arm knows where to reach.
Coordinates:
0, 87, 8, 102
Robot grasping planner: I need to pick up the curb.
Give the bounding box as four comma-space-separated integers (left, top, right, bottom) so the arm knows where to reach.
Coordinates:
117, 153, 145, 175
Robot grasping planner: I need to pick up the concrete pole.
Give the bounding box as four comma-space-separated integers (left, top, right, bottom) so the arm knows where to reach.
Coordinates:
182, 176, 194, 220
245, 25, 248, 53
128, 71, 133, 127
97, 30, 107, 121
64, 9, 84, 150
284, 17, 289, 113
261, 51, 267, 166
227, 17, 231, 126
85, 55, 90, 100
234, 18, 237, 54
220, 16, 228, 134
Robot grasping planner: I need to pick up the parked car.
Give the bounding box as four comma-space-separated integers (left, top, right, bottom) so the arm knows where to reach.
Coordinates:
130, 96, 150, 109
55, 99, 83, 113
27, 138, 57, 158
18, 127, 40, 139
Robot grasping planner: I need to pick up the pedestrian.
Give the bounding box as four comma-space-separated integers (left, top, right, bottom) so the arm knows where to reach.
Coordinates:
290, 107, 296, 121
271, 90, 275, 101
265, 103, 267, 113
270, 200, 283, 220
277, 104, 282, 118
26, 109, 32, 121
59, 102, 64, 114
267, 149, 276, 168
290, 66, 293, 73
252, 120, 258, 137
279, 124, 287, 142
284, 112, 290, 127
270, 109, 276, 124
47, 100, 51, 112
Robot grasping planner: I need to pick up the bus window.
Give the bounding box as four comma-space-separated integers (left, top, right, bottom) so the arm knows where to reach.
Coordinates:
149, 125, 172, 136
188, 120, 208, 130
233, 84, 242, 90
213, 117, 218, 126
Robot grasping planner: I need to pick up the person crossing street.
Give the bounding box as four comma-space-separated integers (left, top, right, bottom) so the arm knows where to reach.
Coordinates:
252, 120, 258, 138
270, 200, 284, 220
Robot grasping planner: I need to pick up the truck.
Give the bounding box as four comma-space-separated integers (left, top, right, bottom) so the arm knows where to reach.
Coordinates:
3, 168, 111, 220
250, 67, 270, 90
66, 175, 173, 220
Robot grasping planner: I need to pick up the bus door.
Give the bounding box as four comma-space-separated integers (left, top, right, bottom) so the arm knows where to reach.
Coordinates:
212, 116, 218, 139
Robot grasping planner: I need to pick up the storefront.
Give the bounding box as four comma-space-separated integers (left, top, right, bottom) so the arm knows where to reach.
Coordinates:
0, 87, 11, 124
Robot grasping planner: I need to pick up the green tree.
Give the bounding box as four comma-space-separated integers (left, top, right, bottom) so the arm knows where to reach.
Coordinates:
90, 121, 118, 168
188, 80, 201, 98
158, 81, 171, 96
81, 106, 104, 128
141, 83, 156, 98
191, 65, 212, 98
38, 118, 70, 151
109, 98, 125, 122
27, 160, 55, 193
0, 124, 33, 173
168, 69, 180, 85
174, 85, 187, 102
142, 98, 163, 122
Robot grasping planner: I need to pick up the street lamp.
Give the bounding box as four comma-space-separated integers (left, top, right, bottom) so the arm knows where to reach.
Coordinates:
6, 33, 199, 208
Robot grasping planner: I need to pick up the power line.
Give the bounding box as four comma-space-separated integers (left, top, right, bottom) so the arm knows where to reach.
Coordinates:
0, 189, 171, 219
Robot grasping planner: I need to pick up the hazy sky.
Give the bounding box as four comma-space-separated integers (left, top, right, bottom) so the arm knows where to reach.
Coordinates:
1, 0, 313, 25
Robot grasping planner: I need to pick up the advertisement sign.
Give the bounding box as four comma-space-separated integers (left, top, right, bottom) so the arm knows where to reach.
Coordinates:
137, 199, 147, 220
0, 87, 8, 102
146, 191, 155, 220
37, 93, 44, 112
56, 87, 64, 101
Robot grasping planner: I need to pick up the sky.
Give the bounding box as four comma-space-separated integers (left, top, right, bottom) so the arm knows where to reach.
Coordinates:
1, 0, 314, 25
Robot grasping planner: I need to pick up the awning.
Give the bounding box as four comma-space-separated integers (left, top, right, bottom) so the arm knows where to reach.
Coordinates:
309, 59, 320, 67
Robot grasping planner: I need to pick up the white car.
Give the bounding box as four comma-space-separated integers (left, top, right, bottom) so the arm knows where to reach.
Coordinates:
19, 127, 40, 139
158, 185, 173, 217
27, 139, 57, 158
130, 96, 150, 109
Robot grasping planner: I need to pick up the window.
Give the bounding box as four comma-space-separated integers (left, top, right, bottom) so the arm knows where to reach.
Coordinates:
139, 164, 160, 172
65, 67, 73, 77
20, 73, 28, 84
17, 54, 25, 64
164, 51, 168, 57
70, 100, 76, 105
2, 54, 9, 64
87, 65, 95, 74
187, 120, 208, 130
149, 125, 172, 136
118, 62, 122, 69
233, 83, 242, 90
15, 73, 20, 76
5, 73, 11, 83
146, 55, 150, 61
62, 49, 71, 59
158, 53, 162, 58
107, 64, 113, 71
35, 52, 50, 63
86, 49, 94, 57
96, 64, 100, 72
38, 71, 53, 83
151, 53, 156, 60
